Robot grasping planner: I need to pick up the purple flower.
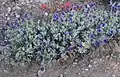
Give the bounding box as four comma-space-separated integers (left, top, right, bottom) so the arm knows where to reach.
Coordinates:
68, 46, 73, 51
94, 40, 101, 47
6, 21, 11, 27
97, 28, 102, 33
53, 12, 59, 21
23, 12, 32, 19
69, 17, 72, 23
88, 2, 96, 8
79, 43, 83, 48
112, 6, 117, 12
100, 23, 105, 27
59, 18, 64, 22
72, 5, 78, 10
103, 38, 109, 44
69, 13, 74, 17
2, 26, 7, 31
64, 31, 72, 35
116, 5, 120, 11
15, 19, 20, 26
61, 12, 65, 15
97, 23, 105, 28
103, 17, 107, 21
108, 29, 116, 37
89, 33, 95, 39
64, 9, 70, 13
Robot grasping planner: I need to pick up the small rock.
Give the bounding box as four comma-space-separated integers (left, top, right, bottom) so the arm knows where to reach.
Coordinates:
93, 61, 97, 64
78, 72, 81, 75
37, 67, 45, 77
112, 74, 116, 77
58, 74, 64, 77
7, 17, 10, 20
113, 46, 120, 52
82, 70, 85, 73
113, 40, 119, 47
29, 0, 33, 3
5, 14, 8, 17
44, 12, 48, 16
73, 62, 77, 65
26, 0, 30, 4
13, 6, 21, 10
108, 41, 115, 48
4, 70, 8, 73
72, 62, 77, 67
16, 14, 20, 18
8, 7, 11, 13
88, 64, 92, 68
85, 68, 89, 71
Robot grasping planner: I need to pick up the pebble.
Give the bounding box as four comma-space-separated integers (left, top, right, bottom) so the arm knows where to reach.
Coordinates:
4, 70, 8, 73
40, 0, 49, 3
29, 0, 33, 3
72, 62, 77, 67
85, 68, 89, 71
26, 0, 30, 4
37, 68, 45, 77
7, 17, 10, 20
93, 61, 97, 64
88, 64, 92, 68
13, 6, 21, 10
8, 7, 11, 13
112, 74, 116, 77
113, 40, 119, 47
78, 72, 81, 75
58, 74, 64, 77
44, 12, 48, 16
5, 14, 8, 17
73, 62, 77, 65
16, 14, 20, 18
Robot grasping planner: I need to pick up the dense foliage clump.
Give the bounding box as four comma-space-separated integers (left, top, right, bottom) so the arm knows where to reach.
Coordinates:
0, 1, 120, 66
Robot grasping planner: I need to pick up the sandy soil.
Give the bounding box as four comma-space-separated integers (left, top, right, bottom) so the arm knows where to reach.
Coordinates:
0, 38, 120, 77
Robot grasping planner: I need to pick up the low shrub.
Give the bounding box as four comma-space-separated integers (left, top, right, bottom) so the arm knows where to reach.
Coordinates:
1, 1, 120, 66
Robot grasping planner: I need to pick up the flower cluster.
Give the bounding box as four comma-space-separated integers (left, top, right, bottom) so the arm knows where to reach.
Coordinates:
2, 1, 120, 66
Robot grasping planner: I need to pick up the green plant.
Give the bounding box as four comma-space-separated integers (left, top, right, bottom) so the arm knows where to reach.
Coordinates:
3, 1, 120, 66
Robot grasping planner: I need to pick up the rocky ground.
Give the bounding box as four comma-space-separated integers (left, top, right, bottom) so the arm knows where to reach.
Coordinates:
0, 0, 120, 77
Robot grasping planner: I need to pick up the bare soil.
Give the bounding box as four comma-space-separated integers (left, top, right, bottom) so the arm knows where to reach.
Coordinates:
0, 39, 120, 77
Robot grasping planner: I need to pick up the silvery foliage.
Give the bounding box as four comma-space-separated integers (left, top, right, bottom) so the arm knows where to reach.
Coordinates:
4, 2, 120, 66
